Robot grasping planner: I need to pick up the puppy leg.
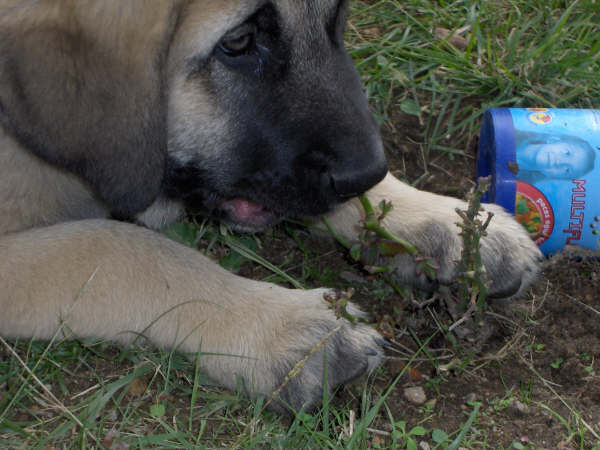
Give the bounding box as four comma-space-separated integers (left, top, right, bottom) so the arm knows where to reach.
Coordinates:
321, 173, 542, 298
0, 219, 382, 414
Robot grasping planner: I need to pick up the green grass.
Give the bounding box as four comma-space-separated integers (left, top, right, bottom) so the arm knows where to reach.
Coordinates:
2, 1, 600, 448
348, 0, 600, 172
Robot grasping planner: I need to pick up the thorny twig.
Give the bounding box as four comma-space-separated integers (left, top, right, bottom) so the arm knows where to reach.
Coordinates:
454, 176, 493, 323
325, 180, 494, 336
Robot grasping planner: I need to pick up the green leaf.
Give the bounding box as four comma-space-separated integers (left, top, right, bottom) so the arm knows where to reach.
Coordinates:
350, 244, 362, 261
376, 55, 389, 68
409, 425, 427, 436
219, 236, 258, 273
162, 221, 199, 248
150, 403, 166, 418
551, 357, 563, 369
432, 428, 449, 443
407, 437, 418, 450
395, 420, 407, 433
399, 99, 421, 116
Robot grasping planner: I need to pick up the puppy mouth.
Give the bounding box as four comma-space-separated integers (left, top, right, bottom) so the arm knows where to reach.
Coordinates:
164, 161, 338, 231
218, 197, 281, 231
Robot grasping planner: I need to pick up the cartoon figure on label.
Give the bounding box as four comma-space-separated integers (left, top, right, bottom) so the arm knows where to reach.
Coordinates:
515, 133, 596, 183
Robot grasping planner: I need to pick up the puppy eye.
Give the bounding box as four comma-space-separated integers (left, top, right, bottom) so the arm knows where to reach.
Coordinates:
219, 32, 255, 56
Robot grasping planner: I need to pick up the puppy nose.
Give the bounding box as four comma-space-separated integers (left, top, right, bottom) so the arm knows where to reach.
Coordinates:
331, 158, 388, 198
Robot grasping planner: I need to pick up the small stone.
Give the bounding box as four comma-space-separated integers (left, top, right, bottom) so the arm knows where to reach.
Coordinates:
404, 386, 427, 405
464, 392, 478, 404
509, 399, 530, 416
419, 442, 431, 450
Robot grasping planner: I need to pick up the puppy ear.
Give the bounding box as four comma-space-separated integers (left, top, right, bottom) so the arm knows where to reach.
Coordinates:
0, 4, 182, 217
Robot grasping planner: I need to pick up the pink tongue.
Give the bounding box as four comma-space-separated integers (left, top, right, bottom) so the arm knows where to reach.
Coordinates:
221, 198, 267, 223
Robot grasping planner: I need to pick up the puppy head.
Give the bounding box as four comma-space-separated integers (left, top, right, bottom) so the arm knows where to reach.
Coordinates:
165, 0, 387, 230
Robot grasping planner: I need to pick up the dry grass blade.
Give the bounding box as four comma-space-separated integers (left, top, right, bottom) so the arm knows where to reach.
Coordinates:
0, 336, 99, 445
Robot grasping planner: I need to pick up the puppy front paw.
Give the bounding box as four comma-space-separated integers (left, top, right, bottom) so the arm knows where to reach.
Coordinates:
369, 201, 542, 299
264, 298, 384, 415
475, 203, 543, 298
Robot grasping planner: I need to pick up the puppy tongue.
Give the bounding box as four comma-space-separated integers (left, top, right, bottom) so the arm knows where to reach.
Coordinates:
220, 198, 275, 227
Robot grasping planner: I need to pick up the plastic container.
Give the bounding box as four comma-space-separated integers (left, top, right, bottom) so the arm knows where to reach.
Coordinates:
478, 108, 600, 255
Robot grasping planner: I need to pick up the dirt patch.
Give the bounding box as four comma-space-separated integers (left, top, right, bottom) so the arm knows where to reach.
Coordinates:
361, 256, 600, 448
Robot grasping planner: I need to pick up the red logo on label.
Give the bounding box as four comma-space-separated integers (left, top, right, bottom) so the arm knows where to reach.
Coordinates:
515, 181, 554, 246
529, 112, 552, 125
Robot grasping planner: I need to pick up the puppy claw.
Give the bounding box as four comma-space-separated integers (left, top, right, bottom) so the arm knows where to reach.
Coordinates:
365, 346, 379, 356
375, 337, 393, 348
